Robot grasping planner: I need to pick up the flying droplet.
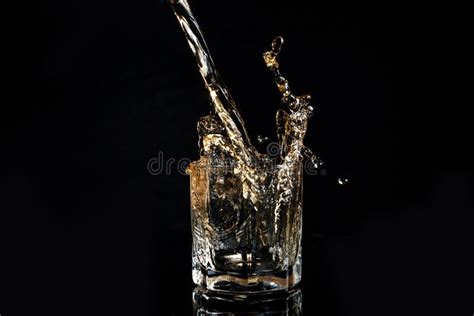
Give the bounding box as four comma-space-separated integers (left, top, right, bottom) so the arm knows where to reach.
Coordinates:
338, 178, 349, 185
311, 155, 324, 168
272, 36, 284, 55
257, 135, 269, 143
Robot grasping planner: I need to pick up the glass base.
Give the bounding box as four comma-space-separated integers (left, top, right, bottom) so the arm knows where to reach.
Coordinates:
192, 286, 302, 314
192, 263, 301, 293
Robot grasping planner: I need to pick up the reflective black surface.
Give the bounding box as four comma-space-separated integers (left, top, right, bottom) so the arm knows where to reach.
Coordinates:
2, 1, 473, 315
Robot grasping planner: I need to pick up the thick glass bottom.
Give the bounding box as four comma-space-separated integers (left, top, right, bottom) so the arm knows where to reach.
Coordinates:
192, 286, 302, 314
192, 261, 301, 293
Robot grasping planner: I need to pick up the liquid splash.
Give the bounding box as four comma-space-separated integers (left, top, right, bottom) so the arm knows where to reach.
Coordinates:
169, 0, 317, 283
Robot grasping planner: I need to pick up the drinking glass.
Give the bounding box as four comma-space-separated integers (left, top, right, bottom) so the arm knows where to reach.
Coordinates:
188, 159, 303, 293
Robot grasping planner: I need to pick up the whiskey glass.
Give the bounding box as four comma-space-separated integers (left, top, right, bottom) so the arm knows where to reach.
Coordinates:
188, 160, 303, 293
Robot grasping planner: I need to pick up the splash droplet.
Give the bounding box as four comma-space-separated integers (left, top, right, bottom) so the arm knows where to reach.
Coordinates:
310, 155, 324, 168
338, 178, 349, 185
257, 135, 269, 143
271, 36, 284, 55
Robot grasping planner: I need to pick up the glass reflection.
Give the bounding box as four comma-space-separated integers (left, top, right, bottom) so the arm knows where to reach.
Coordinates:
192, 287, 302, 315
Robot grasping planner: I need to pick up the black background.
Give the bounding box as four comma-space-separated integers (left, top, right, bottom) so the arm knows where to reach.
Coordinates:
1, 0, 472, 315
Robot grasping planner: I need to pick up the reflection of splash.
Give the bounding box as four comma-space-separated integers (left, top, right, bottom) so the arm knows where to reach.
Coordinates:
192, 287, 303, 315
